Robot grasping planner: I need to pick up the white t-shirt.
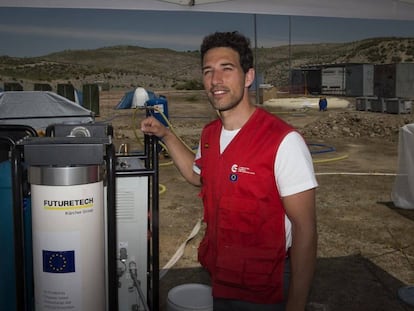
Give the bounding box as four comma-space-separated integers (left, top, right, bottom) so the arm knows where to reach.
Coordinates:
194, 128, 318, 249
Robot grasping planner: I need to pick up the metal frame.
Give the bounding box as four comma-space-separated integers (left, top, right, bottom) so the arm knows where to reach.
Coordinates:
0, 124, 38, 311
115, 134, 160, 311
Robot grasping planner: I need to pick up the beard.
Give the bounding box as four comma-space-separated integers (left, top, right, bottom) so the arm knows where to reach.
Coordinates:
206, 88, 245, 112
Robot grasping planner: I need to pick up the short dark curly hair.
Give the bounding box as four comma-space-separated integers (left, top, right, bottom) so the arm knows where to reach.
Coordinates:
200, 31, 254, 73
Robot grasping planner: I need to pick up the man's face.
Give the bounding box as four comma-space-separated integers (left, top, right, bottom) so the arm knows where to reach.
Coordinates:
202, 47, 247, 112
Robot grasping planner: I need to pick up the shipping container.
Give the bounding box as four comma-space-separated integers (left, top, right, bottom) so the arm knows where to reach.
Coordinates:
57, 83, 76, 102
83, 84, 100, 116
345, 64, 374, 97
290, 68, 321, 95
4, 82, 23, 91
322, 66, 346, 95
33, 83, 52, 91
374, 63, 414, 98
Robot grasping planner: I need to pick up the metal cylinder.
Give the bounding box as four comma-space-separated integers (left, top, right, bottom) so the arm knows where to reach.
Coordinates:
29, 165, 101, 186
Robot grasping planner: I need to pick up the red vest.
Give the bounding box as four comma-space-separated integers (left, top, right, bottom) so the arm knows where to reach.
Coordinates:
196, 108, 295, 303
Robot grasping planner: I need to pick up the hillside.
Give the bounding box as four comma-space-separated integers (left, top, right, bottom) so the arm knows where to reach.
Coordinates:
0, 37, 413, 91
0, 46, 201, 91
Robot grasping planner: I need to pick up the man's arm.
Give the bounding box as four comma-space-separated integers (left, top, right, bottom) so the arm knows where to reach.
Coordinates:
141, 116, 201, 186
283, 188, 317, 311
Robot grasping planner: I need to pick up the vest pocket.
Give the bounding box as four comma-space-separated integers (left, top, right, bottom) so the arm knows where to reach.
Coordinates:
218, 196, 261, 234
217, 197, 263, 248
213, 197, 284, 291
214, 246, 280, 291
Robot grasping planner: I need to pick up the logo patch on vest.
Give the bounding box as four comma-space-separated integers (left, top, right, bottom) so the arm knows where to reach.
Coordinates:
231, 164, 256, 175
229, 164, 255, 182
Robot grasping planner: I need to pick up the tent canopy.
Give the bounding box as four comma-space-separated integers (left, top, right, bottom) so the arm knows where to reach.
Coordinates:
392, 123, 414, 209
0, 91, 94, 130
116, 87, 156, 109
3, 0, 414, 21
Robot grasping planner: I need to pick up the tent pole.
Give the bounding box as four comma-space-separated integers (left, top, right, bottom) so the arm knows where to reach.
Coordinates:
289, 15, 292, 94
254, 14, 259, 105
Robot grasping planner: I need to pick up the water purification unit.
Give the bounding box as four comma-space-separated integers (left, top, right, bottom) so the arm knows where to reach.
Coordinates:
2, 122, 160, 311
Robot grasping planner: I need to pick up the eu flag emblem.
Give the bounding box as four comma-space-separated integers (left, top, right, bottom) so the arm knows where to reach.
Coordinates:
42, 250, 76, 273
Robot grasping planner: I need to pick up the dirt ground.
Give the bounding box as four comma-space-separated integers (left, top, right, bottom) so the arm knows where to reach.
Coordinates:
98, 90, 414, 311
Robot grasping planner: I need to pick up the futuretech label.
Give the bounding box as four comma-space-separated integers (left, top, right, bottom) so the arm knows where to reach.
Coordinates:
43, 198, 94, 211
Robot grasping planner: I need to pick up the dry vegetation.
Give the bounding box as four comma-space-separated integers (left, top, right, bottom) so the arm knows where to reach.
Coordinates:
1, 37, 414, 92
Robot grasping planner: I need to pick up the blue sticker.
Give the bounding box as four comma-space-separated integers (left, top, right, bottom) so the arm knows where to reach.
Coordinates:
43, 250, 75, 273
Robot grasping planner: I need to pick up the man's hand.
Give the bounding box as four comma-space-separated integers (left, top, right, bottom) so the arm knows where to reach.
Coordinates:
140, 115, 201, 186
141, 116, 169, 139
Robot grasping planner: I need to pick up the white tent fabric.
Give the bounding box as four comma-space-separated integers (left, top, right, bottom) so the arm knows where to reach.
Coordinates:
0, 91, 94, 131
391, 123, 414, 209
3, 0, 414, 21
132, 87, 150, 108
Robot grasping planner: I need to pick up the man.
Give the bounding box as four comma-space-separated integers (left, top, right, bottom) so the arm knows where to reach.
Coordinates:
319, 97, 328, 111
141, 31, 317, 311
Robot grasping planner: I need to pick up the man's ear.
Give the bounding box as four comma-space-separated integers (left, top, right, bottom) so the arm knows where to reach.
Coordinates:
245, 68, 255, 88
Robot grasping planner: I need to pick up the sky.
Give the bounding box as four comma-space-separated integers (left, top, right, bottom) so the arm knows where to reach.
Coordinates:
1, 7, 414, 57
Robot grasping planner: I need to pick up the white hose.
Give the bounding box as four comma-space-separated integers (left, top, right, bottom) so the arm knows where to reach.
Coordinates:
316, 172, 397, 176
159, 218, 203, 280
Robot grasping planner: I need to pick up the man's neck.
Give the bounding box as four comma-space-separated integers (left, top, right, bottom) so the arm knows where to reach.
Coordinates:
220, 102, 256, 130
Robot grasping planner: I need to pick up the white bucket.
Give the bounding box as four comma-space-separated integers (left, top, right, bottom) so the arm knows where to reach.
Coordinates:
167, 283, 213, 311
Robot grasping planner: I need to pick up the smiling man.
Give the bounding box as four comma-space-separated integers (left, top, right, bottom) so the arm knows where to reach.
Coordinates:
141, 31, 318, 311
